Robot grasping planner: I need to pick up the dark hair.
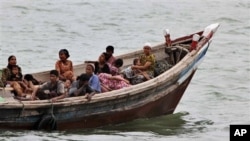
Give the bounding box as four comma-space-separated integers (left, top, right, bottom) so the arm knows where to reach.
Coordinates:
106, 45, 114, 53
7, 55, 16, 69
24, 74, 34, 81
50, 70, 59, 77
59, 49, 70, 58
9, 64, 21, 72
133, 58, 139, 65
78, 73, 90, 82
8, 55, 15, 62
102, 52, 110, 62
11, 64, 19, 69
114, 58, 123, 68
24, 74, 40, 85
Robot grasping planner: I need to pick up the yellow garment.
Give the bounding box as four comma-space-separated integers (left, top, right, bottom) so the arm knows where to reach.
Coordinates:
139, 54, 156, 73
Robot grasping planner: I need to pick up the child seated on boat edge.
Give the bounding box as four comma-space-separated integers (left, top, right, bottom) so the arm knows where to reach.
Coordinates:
31, 70, 66, 102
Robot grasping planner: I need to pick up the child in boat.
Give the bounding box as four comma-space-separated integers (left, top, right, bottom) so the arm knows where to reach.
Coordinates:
108, 58, 124, 76
7, 65, 26, 97
132, 58, 151, 80
105, 45, 116, 65
69, 73, 95, 101
31, 70, 66, 102
55, 49, 75, 82
130, 43, 156, 84
85, 64, 101, 93
64, 79, 71, 96
121, 58, 150, 85
98, 58, 130, 92
9, 65, 22, 81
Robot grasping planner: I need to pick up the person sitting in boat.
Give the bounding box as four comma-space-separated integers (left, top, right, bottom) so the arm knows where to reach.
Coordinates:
9, 65, 39, 96
105, 45, 116, 65
131, 42, 156, 81
69, 73, 95, 101
85, 64, 101, 93
163, 29, 172, 47
64, 79, 71, 96
98, 72, 130, 92
94, 52, 111, 74
23, 74, 40, 86
8, 65, 23, 82
1, 55, 21, 87
55, 49, 75, 82
121, 58, 150, 85
17, 74, 41, 98
97, 58, 130, 92
108, 58, 124, 76
7, 64, 27, 97
0, 55, 27, 96
31, 70, 65, 102
85, 52, 110, 74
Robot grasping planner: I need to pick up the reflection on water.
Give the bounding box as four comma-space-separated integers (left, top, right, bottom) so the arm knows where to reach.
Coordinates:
0, 111, 214, 140
66, 111, 213, 136
91, 112, 189, 136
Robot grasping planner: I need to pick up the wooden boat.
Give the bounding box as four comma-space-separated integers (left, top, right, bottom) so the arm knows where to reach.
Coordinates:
0, 23, 220, 130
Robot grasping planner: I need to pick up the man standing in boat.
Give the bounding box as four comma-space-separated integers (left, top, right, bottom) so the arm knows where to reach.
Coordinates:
31, 70, 65, 102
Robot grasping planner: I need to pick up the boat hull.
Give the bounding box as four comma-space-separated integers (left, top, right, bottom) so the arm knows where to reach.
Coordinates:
0, 23, 220, 130
0, 71, 195, 130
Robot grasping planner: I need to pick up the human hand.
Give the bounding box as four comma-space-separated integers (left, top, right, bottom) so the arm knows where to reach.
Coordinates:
131, 65, 136, 69
31, 95, 36, 101
51, 97, 57, 103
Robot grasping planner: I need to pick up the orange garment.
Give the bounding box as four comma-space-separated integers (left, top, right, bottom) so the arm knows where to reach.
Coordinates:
55, 60, 74, 80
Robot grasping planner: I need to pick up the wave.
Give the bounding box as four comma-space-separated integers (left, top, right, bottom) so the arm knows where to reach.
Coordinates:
12, 5, 29, 10
215, 17, 240, 23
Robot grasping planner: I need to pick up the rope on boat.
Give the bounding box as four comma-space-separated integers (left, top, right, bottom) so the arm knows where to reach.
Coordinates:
176, 47, 183, 63
34, 100, 57, 130
49, 100, 57, 130
17, 100, 25, 117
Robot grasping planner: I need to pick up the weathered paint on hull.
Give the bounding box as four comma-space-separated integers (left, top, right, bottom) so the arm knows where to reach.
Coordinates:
0, 71, 195, 130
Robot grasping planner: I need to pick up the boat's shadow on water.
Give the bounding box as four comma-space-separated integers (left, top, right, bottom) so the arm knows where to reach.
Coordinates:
0, 111, 214, 140
68, 111, 214, 136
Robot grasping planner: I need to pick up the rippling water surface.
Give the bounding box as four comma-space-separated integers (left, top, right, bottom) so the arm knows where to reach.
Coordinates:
0, 0, 249, 141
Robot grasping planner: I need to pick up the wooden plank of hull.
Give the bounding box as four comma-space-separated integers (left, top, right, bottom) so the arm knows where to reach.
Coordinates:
0, 71, 195, 130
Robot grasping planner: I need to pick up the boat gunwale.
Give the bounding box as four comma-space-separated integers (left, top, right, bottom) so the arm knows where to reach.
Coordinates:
0, 43, 197, 108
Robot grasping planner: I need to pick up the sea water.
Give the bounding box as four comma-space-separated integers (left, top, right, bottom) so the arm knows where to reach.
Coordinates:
0, 0, 249, 140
